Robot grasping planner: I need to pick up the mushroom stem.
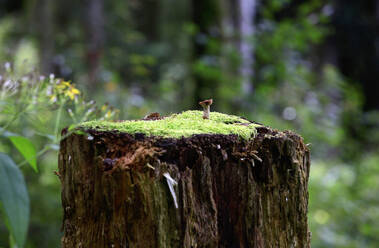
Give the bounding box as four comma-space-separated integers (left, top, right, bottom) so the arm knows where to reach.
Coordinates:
199, 99, 213, 120
203, 105, 210, 119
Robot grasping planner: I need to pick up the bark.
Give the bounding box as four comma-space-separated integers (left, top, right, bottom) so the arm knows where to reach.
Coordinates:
59, 125, 311, 247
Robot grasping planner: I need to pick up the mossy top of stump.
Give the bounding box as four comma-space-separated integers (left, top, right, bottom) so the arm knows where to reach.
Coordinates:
77, 110, 261, 140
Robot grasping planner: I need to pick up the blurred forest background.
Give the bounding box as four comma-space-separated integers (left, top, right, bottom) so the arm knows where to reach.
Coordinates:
0, 0, 378, 247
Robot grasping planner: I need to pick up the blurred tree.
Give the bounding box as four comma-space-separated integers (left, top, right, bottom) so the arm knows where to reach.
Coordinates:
34, 0, 55, 74
85, 0, 105, 88
0, 0, 22, 16
191, 0, 222, 106
332, 0, 379, 111
237, 0, 256, 92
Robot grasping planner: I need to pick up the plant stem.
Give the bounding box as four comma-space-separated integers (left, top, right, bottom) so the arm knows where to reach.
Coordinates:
0, 107, 27, 136
54, 102, 64, 142
18, 145, 50, 168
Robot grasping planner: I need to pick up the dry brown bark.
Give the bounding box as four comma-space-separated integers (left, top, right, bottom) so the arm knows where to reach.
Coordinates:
58, 125, 311, 247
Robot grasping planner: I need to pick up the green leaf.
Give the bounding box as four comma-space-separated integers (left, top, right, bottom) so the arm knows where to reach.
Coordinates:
8, 136, 38, 172
0, 153, 30, 247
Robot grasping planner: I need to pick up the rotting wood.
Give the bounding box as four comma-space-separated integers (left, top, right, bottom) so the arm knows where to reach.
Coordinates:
59, 125, 311, 248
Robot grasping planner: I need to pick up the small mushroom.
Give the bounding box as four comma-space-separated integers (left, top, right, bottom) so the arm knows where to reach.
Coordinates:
199, 99, 213, 119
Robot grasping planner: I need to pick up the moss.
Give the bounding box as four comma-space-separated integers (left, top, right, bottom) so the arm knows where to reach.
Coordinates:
77, 110, 260, 140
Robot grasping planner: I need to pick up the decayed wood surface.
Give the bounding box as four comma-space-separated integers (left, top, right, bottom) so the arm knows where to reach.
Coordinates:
58, 125, 311, 247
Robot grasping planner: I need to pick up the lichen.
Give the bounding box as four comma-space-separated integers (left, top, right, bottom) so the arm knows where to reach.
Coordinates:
77, 110, 260, 140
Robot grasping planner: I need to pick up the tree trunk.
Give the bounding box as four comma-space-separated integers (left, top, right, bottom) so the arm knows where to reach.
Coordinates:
238, 0, 256, 93
59, 125, 311, 247
191, 0, 222, 107
85, 0, 104, 87
34, 0, 55, 75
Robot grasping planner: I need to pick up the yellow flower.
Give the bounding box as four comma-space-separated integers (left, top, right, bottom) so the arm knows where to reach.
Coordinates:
56, 81, 71, 90
105, 110, 112, 119
65, 86, 81, 100
56, 84, 66, 90
49, 95, 57, 103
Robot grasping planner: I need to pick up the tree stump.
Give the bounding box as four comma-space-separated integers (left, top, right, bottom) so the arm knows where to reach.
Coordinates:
58, 111, 311, 247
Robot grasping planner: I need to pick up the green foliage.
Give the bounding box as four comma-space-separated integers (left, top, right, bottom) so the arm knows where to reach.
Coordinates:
0, 64, 118, 246
79, 110, 258, 140
309, 154, 379, 247
0, 153, 29, 248
8, 136, 38, 172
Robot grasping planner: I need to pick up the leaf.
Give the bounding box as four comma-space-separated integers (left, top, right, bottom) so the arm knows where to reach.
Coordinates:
0, 153, 30, 247
8, 136, 38, 172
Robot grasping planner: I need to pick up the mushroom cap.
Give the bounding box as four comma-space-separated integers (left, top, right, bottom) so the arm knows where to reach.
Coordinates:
143, 112, 161, 120
199, 99, 213, 107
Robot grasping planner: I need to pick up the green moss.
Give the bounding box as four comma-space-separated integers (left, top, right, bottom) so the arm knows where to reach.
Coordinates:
77, 110, 260, 140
